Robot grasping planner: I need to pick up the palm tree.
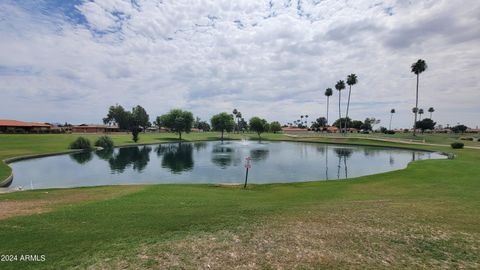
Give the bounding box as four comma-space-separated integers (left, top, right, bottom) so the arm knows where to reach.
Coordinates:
389, 108, 395, 130
232, 109, 238, 133
324, 88, 333, 125
418, 108, 424, 120
344, 74, 358, 134
412, 107, 418, 132
335, 80, 346, 133
428, 107, 435, 119
305, 115, 309, 128
236, 111, 242, 132
411, 59, 428, 136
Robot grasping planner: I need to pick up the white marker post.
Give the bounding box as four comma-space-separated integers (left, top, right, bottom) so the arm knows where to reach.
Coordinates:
244, 157, 251, 189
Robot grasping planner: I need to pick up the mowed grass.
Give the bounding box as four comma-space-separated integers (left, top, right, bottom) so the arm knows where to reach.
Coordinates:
0, 133, 479, 269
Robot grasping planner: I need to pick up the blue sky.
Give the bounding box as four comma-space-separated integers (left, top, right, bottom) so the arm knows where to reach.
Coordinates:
0, 0, 479, 128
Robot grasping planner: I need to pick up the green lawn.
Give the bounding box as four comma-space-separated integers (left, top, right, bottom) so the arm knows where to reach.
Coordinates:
0, 133, 479, 269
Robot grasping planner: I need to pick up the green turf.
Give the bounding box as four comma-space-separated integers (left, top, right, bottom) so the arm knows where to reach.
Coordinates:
0, 133, 479, 269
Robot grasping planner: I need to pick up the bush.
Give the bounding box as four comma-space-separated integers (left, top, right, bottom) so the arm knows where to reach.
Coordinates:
69, 137, 92, 150
451, 142, 464, 149
460, 137, 474, 141
385, 130, 395, 134
94, 136, 114, 149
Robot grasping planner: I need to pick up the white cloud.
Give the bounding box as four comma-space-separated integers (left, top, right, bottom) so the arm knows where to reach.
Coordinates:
0, 0, 479, 129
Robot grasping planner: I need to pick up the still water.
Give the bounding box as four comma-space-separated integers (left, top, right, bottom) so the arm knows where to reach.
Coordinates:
8, 141, 446, 190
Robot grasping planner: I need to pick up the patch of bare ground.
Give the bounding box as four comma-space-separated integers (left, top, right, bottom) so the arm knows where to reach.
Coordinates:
90, 200, 479, 269
0, 185, 144, 220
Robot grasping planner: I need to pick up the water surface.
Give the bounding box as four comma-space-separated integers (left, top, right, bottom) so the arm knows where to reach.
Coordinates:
9, 141, 445, 190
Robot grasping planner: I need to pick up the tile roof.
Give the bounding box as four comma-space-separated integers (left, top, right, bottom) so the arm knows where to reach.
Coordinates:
0, 119, 51, 127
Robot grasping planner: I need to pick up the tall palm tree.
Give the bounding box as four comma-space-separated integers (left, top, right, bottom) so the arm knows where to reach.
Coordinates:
335, 80, 346, 133
232, 109, 238, 133
344, 74, 358, 134
411, 59, 428, 136
418, 108, 424, 120
428, 107, 435, 119
412, 107, 418, 132
324, 88, 333, 125
236, 111, 242, 132
305, 115, 309, 128
389, 108, 395, 130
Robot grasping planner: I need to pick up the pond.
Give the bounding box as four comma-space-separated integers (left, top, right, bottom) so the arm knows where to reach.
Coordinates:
8, 141, 446, 190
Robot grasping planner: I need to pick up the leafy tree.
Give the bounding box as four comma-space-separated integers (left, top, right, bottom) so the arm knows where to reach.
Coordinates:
211, 112, 235, 140
131, 105, 150, 131
351, 120, 363, 129
428, 107, 435, 118
269, 121, 282, 133
411, 59, 428, 136
389, 108, 396, 130
451, 124, 468, 133
324, 88, 333, 125
249, 117, 268, 139
103, 105, 132, 130
335, 80, 346, 133
333, 117, 351, 129
131, 127, 142, 142
344, 74, 358, 133
157, 109, 194, 139
415, 118, 436, 133
193, 117, 211, 131
311, 117, 327, 130
361, 118, 380, 131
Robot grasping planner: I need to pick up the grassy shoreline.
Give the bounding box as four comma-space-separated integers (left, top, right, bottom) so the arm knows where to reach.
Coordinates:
0, 133, 479, 269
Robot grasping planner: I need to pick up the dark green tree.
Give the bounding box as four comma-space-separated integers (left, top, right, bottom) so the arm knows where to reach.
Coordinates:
415, 118, 436, 133
411, 59, 428, 136
269, 121, 282, 133
103, 105, 132, 130
249, 117, 268, 139
157, 109, 194, 140
211, 112, 235, 140
131, 105, 150, 131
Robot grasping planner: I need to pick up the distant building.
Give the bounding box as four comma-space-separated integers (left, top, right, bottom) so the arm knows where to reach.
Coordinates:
281, 127, 308, 133
72, 124, 119, 133
0, 119, 51, 133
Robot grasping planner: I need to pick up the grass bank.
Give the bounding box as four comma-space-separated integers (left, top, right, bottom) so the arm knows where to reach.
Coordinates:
0, 133, 479, 269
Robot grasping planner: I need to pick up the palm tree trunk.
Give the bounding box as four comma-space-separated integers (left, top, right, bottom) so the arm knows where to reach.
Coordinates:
326, 96, 330, 126
389, 113, 393, 130
344, 85, 352, 135
413, 74, 419, 136
338, 91, 342, 133
430, 112, 432, 119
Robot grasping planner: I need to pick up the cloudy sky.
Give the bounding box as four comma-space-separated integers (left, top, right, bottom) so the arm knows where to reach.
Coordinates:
0, 0, 479, 128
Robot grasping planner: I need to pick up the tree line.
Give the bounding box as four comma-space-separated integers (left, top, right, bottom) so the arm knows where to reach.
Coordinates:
103, 105, 282, 141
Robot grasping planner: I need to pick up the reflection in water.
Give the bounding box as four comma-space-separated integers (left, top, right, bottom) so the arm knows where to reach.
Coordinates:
193, 142, 207, 152
249, 149, 269, 161
109, 146, 152, 173
70, 151, 93, 164
334, 148, 353, 179
156, 143, 194, 173
211, 143, 235, 168
96, 148, 114, 161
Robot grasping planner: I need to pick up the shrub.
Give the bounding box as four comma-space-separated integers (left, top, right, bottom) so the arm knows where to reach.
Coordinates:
451, 142, 464, 149
94, 136, 114, 149
69, 137, 92, 150
460, 137, 474, 141
385, 130, 396, 134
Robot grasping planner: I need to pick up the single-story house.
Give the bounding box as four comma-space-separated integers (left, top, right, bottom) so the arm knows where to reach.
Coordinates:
72, 124, 119, 133
0, 119, 51, 133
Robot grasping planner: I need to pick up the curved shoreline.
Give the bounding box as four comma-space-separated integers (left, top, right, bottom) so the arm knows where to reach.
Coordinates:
0, 138, 452, 191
